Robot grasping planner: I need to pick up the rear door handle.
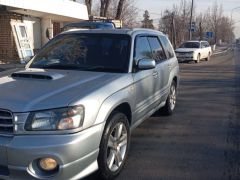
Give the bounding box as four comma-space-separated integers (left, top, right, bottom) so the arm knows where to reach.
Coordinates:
152, 71, 158, 78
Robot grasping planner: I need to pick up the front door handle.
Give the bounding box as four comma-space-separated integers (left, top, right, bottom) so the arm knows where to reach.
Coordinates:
168, 63, 172, 69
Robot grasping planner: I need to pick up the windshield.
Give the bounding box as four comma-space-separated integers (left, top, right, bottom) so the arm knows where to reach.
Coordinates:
179, 42, 200, 48
29, 34, 131, 73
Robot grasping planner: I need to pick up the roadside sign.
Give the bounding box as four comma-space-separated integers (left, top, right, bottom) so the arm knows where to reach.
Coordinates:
206, 32, 214, 39
189, 22, 196, 32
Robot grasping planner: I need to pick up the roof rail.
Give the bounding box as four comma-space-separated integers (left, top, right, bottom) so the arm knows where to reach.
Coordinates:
89, 16, 123, 28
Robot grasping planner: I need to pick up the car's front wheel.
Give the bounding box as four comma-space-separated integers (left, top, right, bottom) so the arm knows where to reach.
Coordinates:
196, 54, 201, 63
98, 111, 130, 180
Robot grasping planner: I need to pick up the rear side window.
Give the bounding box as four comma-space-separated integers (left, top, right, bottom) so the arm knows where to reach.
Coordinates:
134, 37, 152, 60
147, 37, 166, 63
159, 36, 175, 59
204, 42, 210, 47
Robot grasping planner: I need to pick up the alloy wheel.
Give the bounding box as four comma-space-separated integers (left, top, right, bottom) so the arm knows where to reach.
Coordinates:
169, 84, 177, 111
107, 122, 128, 172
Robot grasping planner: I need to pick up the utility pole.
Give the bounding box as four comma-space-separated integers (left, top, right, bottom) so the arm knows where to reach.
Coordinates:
171, 12, 176, 49
199, 21, 202, 41
189, 0, 194, 40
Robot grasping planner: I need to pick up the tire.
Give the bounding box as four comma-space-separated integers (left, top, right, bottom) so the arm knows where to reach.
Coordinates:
196, 54, 201, 63
206, 52, 211, 61
98, 111, 130, 180
160, 81, 177, 116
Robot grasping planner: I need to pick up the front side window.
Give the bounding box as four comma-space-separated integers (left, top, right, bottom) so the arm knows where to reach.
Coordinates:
30, 34, 131, 73
134, 36, 152, 61
147, 37, 166, 63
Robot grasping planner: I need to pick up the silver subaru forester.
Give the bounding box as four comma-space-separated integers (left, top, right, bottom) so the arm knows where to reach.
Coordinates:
0, 28, 179, 180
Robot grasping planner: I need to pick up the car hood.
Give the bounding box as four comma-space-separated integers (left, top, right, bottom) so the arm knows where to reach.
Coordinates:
0, 68, 131, 112
175, 48, 199, 52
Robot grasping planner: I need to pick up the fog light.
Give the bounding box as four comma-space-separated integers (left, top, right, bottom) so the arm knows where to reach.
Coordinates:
39, 158, 58, 171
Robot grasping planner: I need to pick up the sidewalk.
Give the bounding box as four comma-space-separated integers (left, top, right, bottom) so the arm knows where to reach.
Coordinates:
213, 45, 231, 55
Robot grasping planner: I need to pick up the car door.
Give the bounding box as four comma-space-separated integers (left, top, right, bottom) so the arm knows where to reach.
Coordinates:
205, 41, 212, 55
132, 36, 160, 123
201, 42, 207, 58
158, 35, 176, 100
147, 36, 167, 102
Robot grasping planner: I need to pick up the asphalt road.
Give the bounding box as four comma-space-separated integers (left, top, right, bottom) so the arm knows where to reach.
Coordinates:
86, 48, 240, 180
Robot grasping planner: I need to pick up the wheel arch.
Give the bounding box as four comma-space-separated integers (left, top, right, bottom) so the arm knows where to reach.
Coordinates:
111, 103, 132, 125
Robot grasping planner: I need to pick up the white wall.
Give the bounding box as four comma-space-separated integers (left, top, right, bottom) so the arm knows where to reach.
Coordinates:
0, 0, 88, 21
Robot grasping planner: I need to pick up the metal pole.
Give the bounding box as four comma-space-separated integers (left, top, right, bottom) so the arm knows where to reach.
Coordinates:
189, 0, 194, 40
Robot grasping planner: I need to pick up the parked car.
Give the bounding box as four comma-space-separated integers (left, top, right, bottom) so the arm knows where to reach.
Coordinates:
0, 28, 179, 180
175, 41, 212, 63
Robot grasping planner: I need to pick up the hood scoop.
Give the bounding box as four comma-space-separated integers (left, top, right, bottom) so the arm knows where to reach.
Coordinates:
11, 70, 65, 80
11, 73, 53, 80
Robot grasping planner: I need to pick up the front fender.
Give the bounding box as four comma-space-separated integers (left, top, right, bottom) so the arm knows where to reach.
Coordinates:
94, 85, 135, 125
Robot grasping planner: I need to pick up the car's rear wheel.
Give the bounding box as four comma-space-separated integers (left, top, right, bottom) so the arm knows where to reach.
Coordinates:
206, 52, 211, 61
98, 111, 130, 180
160, 81, 177, 115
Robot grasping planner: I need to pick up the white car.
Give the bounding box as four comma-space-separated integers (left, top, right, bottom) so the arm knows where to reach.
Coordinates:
175, 41, 212, 63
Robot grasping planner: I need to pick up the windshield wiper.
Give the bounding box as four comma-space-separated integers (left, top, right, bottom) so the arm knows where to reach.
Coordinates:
84, 66, 124, 73
40, 64, 86, 70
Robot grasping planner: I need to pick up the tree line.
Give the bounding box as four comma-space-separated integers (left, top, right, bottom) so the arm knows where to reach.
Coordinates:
76, 0, 138, 28
142, 0, 234, 46
78, 0, 234, 46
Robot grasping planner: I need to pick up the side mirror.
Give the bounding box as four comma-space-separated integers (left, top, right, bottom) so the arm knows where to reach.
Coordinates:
137, 58, 156, 70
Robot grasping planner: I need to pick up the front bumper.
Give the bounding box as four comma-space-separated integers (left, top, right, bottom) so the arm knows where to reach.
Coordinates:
0, 123, 105, 180
177, 56, 195, 62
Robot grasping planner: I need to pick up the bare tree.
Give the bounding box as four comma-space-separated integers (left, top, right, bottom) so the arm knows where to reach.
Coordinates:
97, 0, 138, 28
116, 0, 125, 19
159, 0, 193, 46
141, 10, 154, 29
100, 0, 111, 17
210, 2, 223, 43
159, 0, 234, 46
85, 0, 92, 15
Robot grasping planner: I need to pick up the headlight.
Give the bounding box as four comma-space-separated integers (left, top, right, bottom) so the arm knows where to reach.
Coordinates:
25, 106, 84, 131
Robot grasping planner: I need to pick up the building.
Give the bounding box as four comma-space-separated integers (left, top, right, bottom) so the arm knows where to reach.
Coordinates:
0, 0, 88, 63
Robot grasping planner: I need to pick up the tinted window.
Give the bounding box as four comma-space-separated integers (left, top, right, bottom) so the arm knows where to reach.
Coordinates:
148, 37, 166, 62
180, 42, 200, 49
134, 37, 152, 60
30, 34, 131, 73
160, 36, 175, 59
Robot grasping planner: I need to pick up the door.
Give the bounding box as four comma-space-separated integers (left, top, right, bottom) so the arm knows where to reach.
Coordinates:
132, 36, 160, 123
158, 35, 175, 94
11, 22, 34, 61
201, 42, 208, 58
147, 36, 167, 101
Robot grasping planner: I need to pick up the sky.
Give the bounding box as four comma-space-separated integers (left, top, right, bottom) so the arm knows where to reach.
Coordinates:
136, 0, 240, 38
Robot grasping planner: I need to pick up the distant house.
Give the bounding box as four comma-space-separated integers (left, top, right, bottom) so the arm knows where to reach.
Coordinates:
0, 0, 88, 63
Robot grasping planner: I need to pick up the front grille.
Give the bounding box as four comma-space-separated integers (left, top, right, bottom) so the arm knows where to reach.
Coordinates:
0, 109, 13, 135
